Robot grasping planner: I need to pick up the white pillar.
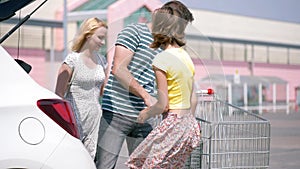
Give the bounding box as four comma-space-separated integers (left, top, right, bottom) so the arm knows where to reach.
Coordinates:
63, 0, 68, 58
273, 83, 276, 112
228, 83, 232, 116
50, 28, 55, 62
286, 83, 290, 114
228, 83, 232, 104
243, 83, 248, 110
258, 83, 262, 114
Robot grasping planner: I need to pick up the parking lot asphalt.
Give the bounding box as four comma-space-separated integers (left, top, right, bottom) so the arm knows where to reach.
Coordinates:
262, 111, 300, 169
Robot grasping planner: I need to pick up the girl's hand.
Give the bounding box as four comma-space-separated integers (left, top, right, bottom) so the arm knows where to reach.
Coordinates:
137, 107, 151, 123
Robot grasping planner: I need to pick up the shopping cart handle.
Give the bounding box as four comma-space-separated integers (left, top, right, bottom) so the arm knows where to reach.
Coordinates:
197, 89, 214, 95
196, 117, 211, 124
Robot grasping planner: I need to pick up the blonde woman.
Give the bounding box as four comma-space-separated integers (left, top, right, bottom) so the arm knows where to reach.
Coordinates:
55, 17, 108, 159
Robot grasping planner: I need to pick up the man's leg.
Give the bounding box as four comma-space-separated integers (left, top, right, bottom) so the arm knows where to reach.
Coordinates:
126, 118, 155, 155
95, 110, 126, 169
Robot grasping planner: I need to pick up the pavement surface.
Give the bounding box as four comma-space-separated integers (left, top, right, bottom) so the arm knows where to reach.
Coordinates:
262, 111, 300, 169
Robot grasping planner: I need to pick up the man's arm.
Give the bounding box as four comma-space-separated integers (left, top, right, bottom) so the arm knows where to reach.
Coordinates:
111, 45, 156, 107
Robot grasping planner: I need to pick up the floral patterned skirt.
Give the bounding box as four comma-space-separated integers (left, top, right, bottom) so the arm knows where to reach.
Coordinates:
126, 112, 201, 169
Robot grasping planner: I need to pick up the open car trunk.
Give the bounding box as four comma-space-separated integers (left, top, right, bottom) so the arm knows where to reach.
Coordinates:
0, 0, 35, 21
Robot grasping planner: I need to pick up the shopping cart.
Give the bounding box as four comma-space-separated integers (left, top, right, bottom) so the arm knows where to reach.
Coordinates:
186, 89, 271, 169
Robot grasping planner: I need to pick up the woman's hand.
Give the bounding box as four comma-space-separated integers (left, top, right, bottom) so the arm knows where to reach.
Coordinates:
137, 107, 151, 123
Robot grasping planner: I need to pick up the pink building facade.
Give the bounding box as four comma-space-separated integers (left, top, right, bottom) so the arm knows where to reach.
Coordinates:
4, 0, 300, 109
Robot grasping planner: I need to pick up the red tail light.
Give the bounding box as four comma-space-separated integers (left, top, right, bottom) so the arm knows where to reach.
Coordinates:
37, 99, 80, 139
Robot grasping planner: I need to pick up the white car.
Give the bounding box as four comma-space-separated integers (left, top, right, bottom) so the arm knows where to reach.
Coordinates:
0, 46, 96, 168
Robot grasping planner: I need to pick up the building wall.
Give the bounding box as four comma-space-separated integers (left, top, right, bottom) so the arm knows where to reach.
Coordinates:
187, 9, 300, 101
193, 59, 300, 102
1, 1, 300, 101
189, 9, 300, 45
3, 2, 300, 51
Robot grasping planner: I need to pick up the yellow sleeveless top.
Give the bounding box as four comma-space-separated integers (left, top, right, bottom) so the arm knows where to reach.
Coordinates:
152, 47, 195, 109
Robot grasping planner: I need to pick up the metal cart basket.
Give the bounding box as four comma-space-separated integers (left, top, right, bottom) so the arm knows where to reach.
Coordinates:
186, 89, 271, 169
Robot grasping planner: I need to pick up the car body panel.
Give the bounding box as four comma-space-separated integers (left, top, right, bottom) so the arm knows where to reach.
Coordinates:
0, 45, 96, 168
0, 45, 55, 107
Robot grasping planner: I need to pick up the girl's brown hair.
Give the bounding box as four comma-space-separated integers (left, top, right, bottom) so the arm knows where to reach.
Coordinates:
150, 7, 188, 49
162, 0, 194, 22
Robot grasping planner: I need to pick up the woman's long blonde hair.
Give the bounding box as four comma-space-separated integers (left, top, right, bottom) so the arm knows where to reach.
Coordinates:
71, 17, 108, 52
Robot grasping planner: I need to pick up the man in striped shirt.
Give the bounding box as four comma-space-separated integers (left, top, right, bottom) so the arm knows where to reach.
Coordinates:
95, 1, 194, 168
95, 19, 161, 169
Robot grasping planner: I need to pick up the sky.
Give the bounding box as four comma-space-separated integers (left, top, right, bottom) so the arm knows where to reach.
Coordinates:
161, 0, 300, 24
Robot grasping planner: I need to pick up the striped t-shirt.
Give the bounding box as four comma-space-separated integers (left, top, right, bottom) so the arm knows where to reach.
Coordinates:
102, 23, 161, 117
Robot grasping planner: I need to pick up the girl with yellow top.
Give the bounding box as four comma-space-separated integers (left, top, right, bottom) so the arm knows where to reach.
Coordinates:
126, 2, 201, 168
